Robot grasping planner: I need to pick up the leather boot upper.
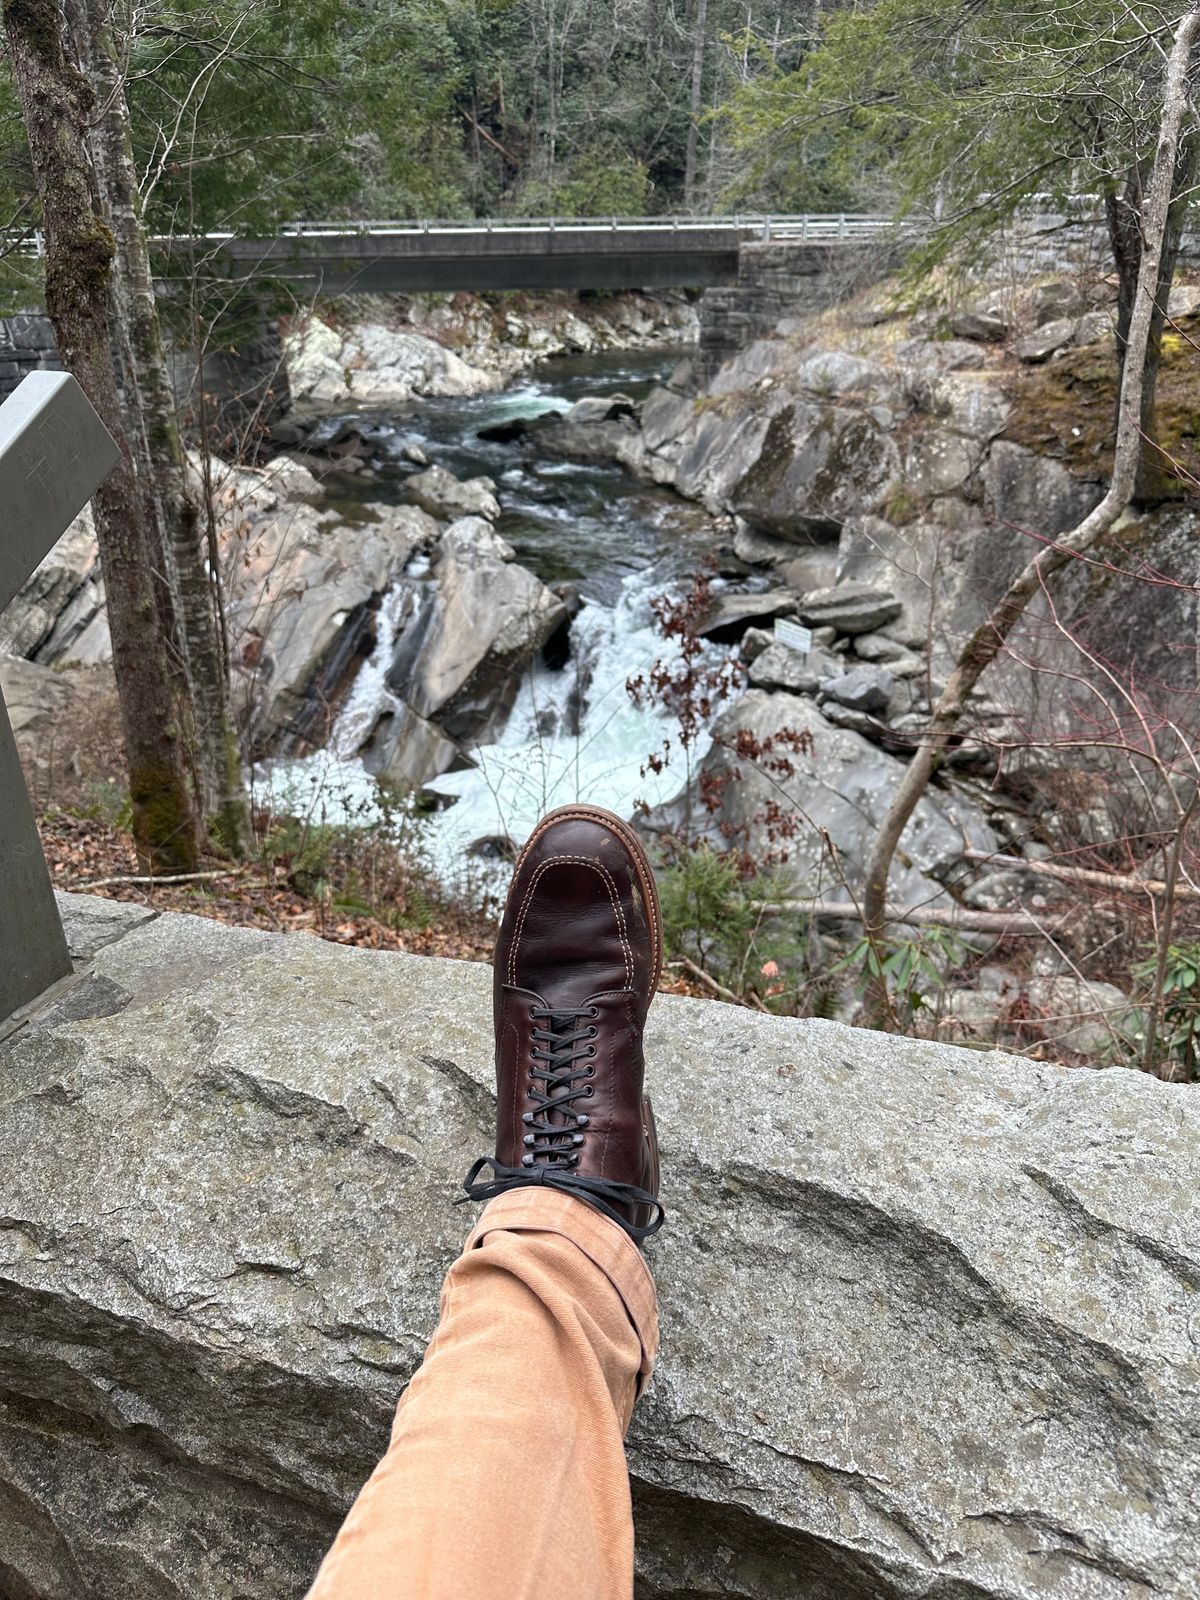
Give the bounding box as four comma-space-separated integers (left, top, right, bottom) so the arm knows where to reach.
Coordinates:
486, 806, 662, 1236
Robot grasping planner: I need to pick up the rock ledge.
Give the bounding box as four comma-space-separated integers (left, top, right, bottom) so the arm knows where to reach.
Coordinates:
0, 895, 1196, 1599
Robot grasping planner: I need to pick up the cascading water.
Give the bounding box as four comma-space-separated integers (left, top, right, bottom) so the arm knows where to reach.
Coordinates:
422, 556, 711, 877
261, 349, 716, 891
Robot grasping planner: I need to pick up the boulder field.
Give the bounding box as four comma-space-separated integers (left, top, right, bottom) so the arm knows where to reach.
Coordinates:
1, 452, 568, 781
0, 894, 1196, 1598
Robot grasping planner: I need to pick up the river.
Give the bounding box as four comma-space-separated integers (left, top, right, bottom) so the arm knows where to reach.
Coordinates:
261, 348, 720, 892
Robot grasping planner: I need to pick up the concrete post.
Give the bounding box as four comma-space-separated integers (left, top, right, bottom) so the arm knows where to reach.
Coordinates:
0, 372, 120, 1022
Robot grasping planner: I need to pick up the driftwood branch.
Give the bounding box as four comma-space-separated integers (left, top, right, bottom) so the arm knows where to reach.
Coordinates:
751, 899, 1069, 935
668, 957, 770, 1011
962, 850, 1200, 899
71, 870, 243, 889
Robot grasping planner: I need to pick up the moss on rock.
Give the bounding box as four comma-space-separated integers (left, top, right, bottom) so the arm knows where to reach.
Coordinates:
1003, 329, 1200, 492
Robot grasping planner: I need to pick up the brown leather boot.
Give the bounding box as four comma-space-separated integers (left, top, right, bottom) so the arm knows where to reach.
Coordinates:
461, 804, 664, 1243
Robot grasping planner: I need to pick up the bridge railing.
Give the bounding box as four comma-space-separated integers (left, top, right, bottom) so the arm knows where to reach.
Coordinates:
263, 213, 896, 242
1, 214, 898, 256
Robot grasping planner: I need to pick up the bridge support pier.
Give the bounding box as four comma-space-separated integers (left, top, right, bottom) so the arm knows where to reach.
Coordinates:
697, 238, 902, 380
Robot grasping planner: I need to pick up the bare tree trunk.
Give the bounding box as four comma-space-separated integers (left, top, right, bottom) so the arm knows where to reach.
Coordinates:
1105, 128, 1198, 504
684, 0, 709, 209
3, 0, 201, 873
67, 0, 249, 854
860, 7, 1200, 994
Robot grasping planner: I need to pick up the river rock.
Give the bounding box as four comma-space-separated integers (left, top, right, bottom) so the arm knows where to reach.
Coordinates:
224, 461, 436, 752
536, 412, 643, 467
895, 336, 987, 371
286, 316, 496, 404
565, 393, 636, 425
0, 652, 75, 773
697, 589, 797, 642
852, 631, 912, 664
1025, 974, 1132, 1056
1033, 280, 1086, 323
1167, 283, 1200, 319
437, 515, 514, 565
903, 372, 1013, 441
639, 385, 695, 453
641, 689, 999, 905
361, 699, 461, 788
728, 401, 901, 541
1073, 309, 1114, 346
794, 349, 884, 397
405, 463, 501, 521
747, 641, 827, 695
732, 521, 796, 567
900, 429, 979, 498
2, 894, 1197, 1598
950, 309, 1008, 342
387, 526, 567, 744
796, 583, 902, 635
0, 508, 109, 666
819, 664, 894, 715
982, 441, 1102, 534
731, 525, 841, 595
1014, 317, 1076, 363
738, 626, 774, 663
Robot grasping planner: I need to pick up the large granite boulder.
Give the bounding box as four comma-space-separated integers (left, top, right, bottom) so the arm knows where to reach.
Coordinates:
728, 400, 901, 541
383, 516, 568, 746
0, 653, 77, 780
642, 689, 998, 906
0, 508, 109, 666
222, 458, 437, 752
0, 895, 1196, 1599
286, 316, 495, 404
405, 463, 501, 522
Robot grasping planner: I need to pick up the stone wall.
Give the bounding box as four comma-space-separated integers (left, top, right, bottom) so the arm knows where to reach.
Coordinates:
695, 212, 1200, 383
972, 207, 1200, 280
162, 303, 292, 442
0, 314, 62, 404
0, 308, 291, 440
698, 239, 900, 379
0, 893, 1196, 1600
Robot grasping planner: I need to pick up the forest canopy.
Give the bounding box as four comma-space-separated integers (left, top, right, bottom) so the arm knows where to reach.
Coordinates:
0, 0, 818, 240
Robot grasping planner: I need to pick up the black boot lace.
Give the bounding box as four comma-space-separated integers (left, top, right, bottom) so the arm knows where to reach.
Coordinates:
459, 1005, 664, 1242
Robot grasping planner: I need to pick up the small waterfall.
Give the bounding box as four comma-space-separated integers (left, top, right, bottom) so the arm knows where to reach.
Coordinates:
258, 347, 712, 888
330, 580, 413, 759
423, 559, 708, 878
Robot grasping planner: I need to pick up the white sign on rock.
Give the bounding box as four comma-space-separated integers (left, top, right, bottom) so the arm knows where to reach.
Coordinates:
0, 371, 120, 1023
774, 616, 813, 657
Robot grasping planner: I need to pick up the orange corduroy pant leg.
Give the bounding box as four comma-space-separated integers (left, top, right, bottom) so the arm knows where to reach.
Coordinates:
304, 1188, 659, 1600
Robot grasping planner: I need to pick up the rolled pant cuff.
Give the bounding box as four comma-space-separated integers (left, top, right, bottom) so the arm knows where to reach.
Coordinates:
469, 1188, 659, 1388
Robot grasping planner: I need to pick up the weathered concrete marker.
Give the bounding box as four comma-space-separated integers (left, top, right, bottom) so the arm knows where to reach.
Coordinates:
0, 372, 120, 1021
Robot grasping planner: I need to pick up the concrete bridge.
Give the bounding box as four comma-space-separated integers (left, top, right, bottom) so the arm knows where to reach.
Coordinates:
1, 215, 897, 415
2, 214, 893, 296
156, 214, 894, 294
